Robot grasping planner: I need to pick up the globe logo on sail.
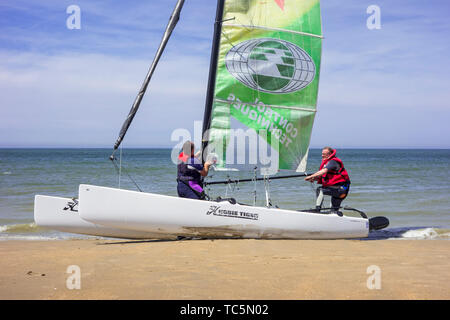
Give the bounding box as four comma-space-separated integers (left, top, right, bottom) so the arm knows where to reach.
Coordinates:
225, 38, 316, 94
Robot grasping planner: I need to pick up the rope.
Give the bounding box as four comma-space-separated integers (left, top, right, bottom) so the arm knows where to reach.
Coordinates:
308, 180, 317, 203
110, 154, 143, 192
119, 146, 122, 188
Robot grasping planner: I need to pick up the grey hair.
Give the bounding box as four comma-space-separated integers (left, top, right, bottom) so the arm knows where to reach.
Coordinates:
322, 146, 334, 153
182, 141, 194, 157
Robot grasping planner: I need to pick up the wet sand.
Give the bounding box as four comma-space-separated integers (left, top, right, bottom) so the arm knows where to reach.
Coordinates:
0, 239, 448, 300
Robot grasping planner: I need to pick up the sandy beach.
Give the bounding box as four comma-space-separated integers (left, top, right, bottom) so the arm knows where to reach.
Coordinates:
0, 238, 448, 300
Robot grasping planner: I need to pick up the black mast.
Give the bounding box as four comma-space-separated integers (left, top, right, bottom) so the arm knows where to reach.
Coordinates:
201, 0, 226, 164
111, 0, 185, 157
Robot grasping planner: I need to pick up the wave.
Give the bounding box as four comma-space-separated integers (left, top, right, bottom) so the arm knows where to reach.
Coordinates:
0, 222, 43, 233
400, 228, 450, 240
366, 227, 450, 240
0, 235, 62, 241
1, 223, 449, 241
0, 223, 95, 241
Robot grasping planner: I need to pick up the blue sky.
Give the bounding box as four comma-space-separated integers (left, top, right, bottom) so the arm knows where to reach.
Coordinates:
0, 0, 449, 148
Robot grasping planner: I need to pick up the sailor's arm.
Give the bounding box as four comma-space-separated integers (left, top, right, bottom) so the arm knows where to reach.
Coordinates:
304, 168, 328, 182
199, 161, 213, 177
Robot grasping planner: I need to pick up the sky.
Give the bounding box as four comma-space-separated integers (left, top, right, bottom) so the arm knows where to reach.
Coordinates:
0, 0, 449, 148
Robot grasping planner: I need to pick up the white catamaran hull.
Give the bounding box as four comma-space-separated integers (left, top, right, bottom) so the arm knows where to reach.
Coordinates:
34, 195, 175, 239
34, 184, 369, 240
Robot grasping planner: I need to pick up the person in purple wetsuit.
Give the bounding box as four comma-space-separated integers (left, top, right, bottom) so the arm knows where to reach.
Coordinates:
176, 141, 213, 200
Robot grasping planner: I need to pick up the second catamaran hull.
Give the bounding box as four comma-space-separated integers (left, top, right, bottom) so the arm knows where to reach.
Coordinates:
34, 195, 175, 239
77, 184, 369, 239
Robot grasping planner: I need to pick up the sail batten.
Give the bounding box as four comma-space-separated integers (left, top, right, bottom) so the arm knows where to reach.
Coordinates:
222, 24, 324, 38
203, 0, 322, 173
213, 98, 317, 112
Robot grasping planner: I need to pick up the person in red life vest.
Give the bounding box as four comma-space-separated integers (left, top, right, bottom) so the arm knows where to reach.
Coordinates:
177, 141, 214, 200
304, 147, 351, 215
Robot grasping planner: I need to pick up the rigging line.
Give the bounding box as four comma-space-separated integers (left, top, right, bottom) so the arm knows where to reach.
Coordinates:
253, 166, 257, 206
219, 25, 258, 69
220, 16, 262, 66
119, 145, 122, 189
308, 181, 317, 203
220, 29, 240, 56
220, 30, 240, 61
225, 175, 231, 197
110, 156, 143, 193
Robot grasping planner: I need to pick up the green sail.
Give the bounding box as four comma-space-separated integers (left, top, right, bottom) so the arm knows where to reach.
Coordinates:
205, 0, 322, 172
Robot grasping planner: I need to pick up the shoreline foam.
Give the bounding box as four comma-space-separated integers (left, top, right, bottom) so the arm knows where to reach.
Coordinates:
2, 224, 449, 241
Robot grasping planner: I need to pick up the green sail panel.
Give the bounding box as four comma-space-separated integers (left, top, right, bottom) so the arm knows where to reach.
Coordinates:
206, 0, 322, 172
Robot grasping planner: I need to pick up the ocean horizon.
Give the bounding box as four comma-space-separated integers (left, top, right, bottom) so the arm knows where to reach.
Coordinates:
1, 148, 449, 240
1, 146, 449, 150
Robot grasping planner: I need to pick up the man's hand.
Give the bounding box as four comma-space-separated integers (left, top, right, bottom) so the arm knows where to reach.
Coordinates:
305, 168, 328, 182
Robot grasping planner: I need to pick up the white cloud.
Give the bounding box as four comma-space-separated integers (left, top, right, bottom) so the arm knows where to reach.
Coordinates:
0, 51, 210, 147
1, 0, 449, 148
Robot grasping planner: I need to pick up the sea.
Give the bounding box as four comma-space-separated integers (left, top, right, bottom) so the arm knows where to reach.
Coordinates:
0, 148, 449, 241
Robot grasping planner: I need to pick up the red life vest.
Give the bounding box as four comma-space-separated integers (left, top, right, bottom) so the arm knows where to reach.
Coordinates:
318, 149, 350, 187
177, 152, 202, 184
